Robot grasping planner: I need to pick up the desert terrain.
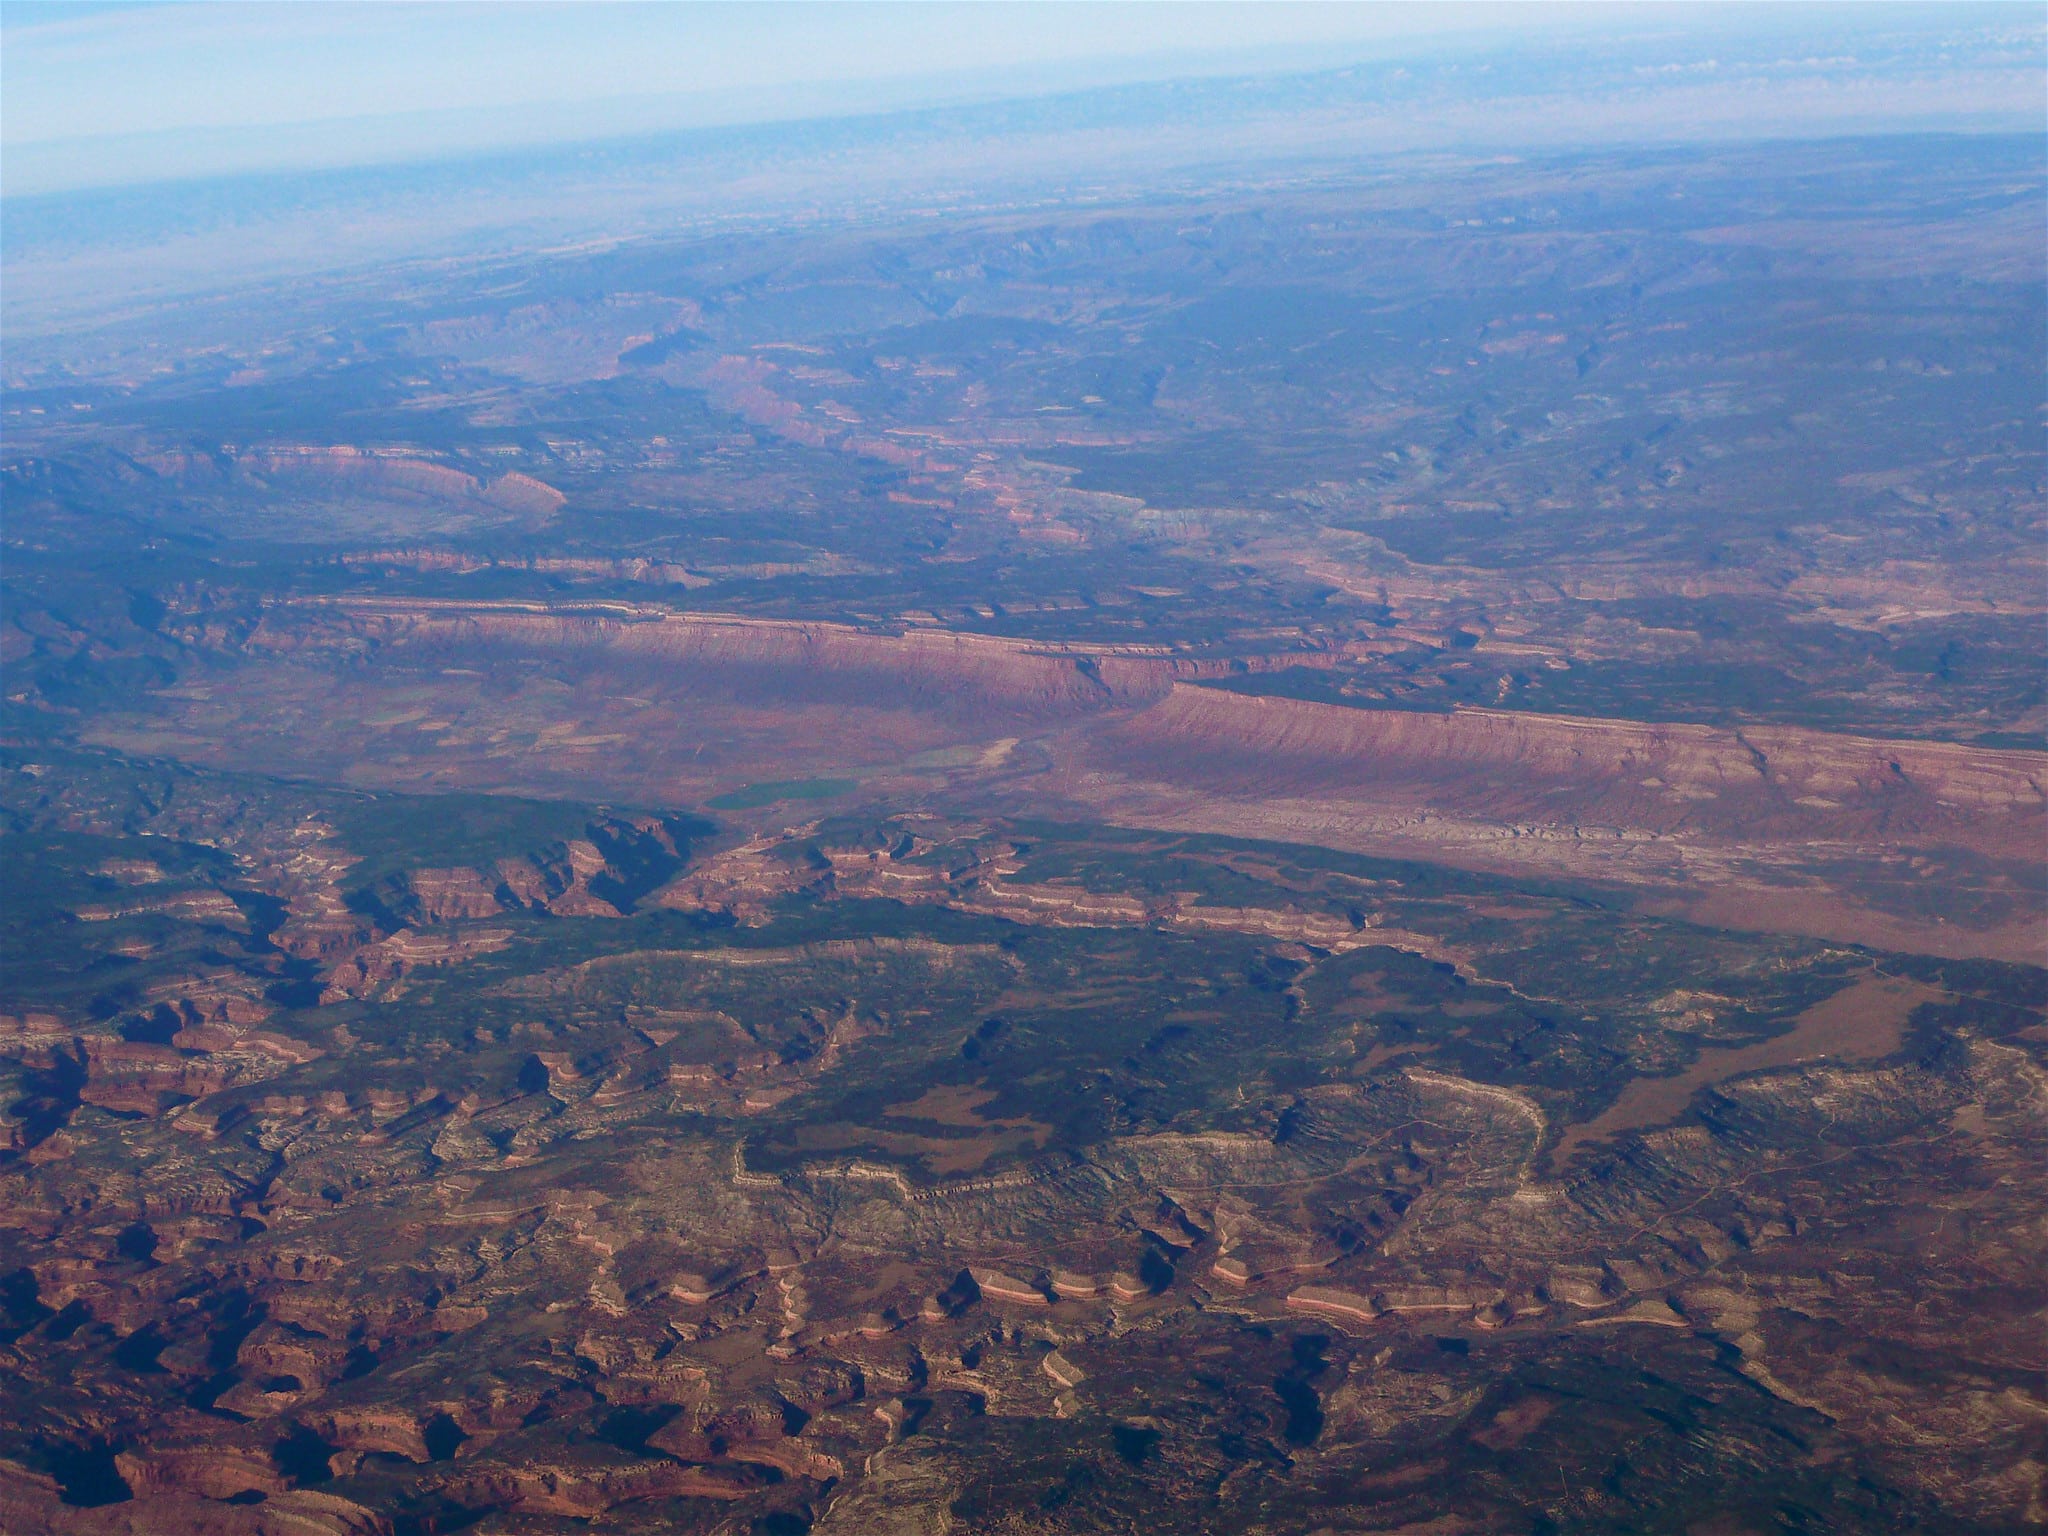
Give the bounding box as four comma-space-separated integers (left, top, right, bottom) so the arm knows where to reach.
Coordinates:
1, 121, 2042, 1535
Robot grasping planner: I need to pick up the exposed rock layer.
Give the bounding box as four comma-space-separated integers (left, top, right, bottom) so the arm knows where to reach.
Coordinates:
117, 600, 2048, 960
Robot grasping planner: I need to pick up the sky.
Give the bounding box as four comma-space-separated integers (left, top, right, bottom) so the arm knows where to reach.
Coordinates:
3, 2, 2040, 331
11, 1, 2023, 196
4, 2, 1496, 191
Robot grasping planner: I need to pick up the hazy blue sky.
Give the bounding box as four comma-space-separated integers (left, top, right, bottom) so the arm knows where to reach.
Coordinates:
3, 4, 2041, 333
14, 2, 2029, 195
1, 4, 1508, 184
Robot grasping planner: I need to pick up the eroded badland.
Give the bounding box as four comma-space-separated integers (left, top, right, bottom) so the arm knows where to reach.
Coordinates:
2, 133, 2044, 1534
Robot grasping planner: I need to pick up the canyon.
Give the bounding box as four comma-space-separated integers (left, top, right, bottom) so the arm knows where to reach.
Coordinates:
2, 125, 2041, 1535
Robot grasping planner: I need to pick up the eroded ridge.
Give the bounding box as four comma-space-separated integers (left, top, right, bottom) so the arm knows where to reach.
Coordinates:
100, 599, 2047, 959
3, 761, 2042, 1533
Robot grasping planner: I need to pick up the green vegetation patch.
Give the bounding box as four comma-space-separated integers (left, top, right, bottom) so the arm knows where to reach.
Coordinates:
324, 791, 610, 887
0, 828, 257, 1016
708, 778, 859, 810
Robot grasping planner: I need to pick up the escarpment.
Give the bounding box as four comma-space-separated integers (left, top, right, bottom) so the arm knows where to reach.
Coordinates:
236, 601, 1192, 720
144, 444, 565, 518
0, 443, 573, 545
93, 601, 2048, 958
189, 601, 2048, 859
1097, 684, 2048, 858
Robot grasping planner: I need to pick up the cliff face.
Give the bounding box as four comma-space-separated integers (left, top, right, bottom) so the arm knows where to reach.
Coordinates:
1099, 684, 2046, 858
222, 598, 2048, 831
235, 446, 484, 503
103, 600, 2048, 959
71, 445, 571, 539
244, 602, 1185, 721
